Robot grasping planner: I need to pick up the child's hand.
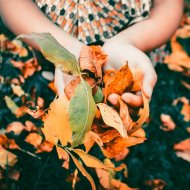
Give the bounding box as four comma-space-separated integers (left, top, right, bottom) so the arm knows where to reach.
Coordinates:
102, 41, 157, 107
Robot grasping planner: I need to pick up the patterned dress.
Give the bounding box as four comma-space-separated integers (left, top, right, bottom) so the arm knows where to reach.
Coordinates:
35, 0, 152, 44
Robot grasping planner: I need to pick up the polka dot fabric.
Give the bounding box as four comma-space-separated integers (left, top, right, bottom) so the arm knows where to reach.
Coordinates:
35, 0, 152, 44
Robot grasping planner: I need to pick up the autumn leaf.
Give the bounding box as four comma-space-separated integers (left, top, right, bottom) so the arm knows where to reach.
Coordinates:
129, 93, 149, 135
72, 149, 107, 169
104, 63, 133, 99
18, 33, 80, 75
69, 80, 97, 147
6, 122, 25, 135
111, 179, 138, 190
67, 150, 96, 190
11, 84, 25, 97
0, 134, 20, 150
174, 139, 190, 162
145, 179, 167, 190
79, 45, 106, 79
119, 98, 133, 132
0, 145, 17, 169
25, 133, 43, 148
160, 114, 176, 131
84, 131, 103, 153
97, 103, 127, 138
42, 96, 72, 146
56, 146, 70, 169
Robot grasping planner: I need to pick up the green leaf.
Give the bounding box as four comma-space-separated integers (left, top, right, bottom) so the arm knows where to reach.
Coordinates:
67, 150, 96, 190
73, 149, 107, 169
18, 33, 80, 75
93, 86, 103, 103
69, 80, 97, 147
4, 96, 19, 115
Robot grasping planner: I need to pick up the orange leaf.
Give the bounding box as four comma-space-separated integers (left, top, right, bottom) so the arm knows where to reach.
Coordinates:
118, 98, 133, 132
84, 131, 103, 153
174, 138, 190, 151
25, 133, 42, 148
104, 63, 133, 99
129, 93, 149, 134
111, 179, 138, 190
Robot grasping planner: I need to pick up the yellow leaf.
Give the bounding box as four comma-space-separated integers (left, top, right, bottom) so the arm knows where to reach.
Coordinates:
73, 149, 107, 169
42, 96, 72, 146
67, 150, 96, 190
97, 103, 127, 138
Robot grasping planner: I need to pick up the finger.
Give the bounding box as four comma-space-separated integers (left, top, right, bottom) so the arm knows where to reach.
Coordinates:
121, 92, 143, 108
54, 68, 65, 97
142, 69, 157, 99
107, 93, 120, 107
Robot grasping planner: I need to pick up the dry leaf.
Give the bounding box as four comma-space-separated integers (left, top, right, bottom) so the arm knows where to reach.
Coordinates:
145, 179, 167, 190
129, 93, 149, 135
36, 141, 54, 153
181, 100, 190, 122
104, 63, 133, 99
25, 133, 42, 148
111, 179, 138, 190
0, 145, 17, 169
97, 103, 127, 138
6, 122, 25, 135
11, 84, 25, 97
176, 151, 190, 162
114, 148, 130, 162
174, 138, 190, 151
56, 146, 70, 169
84, 131, 103, 153
160, 114, 176, 131
43, 96, 72, 146
119, 98, 133, 132
0, 135, 20, 150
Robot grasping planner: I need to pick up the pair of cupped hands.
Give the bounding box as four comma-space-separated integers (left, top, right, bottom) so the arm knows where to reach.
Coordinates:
55, 38, 157, 108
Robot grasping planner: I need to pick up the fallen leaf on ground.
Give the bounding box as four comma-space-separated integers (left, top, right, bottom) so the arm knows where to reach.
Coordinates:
160, 114, 176, 131
145, 179, 167, 190
6, 122, 25, 135
0, 145, 17, 169
25, 133, 42, 148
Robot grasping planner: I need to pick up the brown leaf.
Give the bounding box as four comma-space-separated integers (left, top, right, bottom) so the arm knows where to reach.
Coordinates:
181, 100, 190, 122
26, 108, 46, 119
25, 133, 42, 148
64, 76, 81, 100
104, 63, 133, 99
97, 103, 127, 138
160, 114, 176, 131
25, 120, 37, 132
79, 45, 107, 80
